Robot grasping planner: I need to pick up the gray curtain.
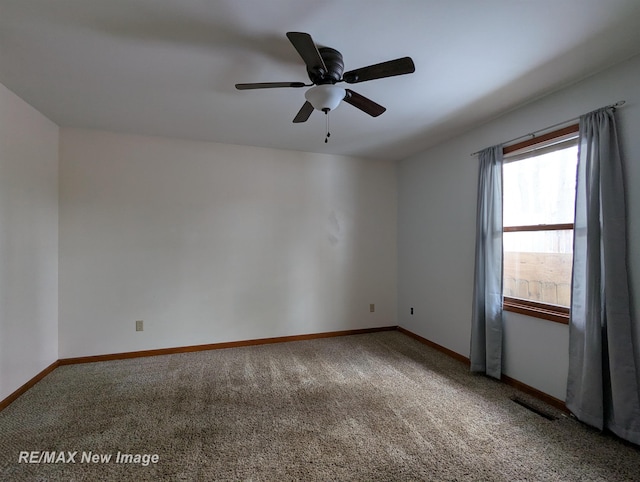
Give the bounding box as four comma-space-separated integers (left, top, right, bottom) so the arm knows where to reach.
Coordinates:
566, 107, 640, 445
470, 145, 503, 379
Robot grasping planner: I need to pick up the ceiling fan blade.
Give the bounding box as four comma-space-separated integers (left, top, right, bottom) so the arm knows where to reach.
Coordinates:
293, 101, 315, 123
286, 32, 327, 74
342, 57, 415, 84
235, 82, 307, 90
343, 89, 386, 117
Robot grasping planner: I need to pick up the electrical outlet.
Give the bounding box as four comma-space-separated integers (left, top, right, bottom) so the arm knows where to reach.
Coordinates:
135, 320, 143, 332
369, 304, 375, 313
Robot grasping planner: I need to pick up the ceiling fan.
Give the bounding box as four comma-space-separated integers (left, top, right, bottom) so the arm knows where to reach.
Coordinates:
235, 32, 415, 128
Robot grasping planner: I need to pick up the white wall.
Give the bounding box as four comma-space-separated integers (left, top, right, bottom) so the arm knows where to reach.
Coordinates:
0, 83, 59, 401
398, 54, 640, 400
59, 129, 397, 358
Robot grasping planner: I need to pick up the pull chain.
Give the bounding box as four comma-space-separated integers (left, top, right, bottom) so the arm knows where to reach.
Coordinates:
324, 109, 331, 143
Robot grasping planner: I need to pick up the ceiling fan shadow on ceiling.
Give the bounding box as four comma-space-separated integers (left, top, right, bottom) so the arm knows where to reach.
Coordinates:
235, 32, 415, 142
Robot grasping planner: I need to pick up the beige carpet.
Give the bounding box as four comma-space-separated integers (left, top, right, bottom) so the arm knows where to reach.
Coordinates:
1, 331, 639, 481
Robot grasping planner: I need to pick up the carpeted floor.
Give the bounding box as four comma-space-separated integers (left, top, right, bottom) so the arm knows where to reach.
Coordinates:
1, 331, 639, 481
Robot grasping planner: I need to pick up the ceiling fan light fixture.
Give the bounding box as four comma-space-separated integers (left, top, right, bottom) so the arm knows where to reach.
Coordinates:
305, 84, 345, 112
236, 32, 415, 123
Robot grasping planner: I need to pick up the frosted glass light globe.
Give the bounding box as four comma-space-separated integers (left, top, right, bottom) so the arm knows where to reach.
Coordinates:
305, 85, 345, 112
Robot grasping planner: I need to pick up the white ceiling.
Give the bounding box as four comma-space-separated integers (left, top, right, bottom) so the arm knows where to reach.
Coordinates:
2, 0, 640, 161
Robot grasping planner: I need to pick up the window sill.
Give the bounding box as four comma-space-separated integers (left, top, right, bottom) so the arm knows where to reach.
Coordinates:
503, 297, 569, 325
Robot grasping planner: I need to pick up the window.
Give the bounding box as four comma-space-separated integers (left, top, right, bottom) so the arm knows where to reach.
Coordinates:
502, 124, 579, 324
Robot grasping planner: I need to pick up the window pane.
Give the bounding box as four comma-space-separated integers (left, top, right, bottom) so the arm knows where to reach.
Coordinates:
503, 145, 578, 226
503, 230, 573, 307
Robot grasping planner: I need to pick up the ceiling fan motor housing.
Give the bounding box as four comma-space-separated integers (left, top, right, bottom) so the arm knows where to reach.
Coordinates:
308, 47, 344, 84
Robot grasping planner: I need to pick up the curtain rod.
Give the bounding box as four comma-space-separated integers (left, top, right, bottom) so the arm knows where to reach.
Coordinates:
470, 100, 626, 157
